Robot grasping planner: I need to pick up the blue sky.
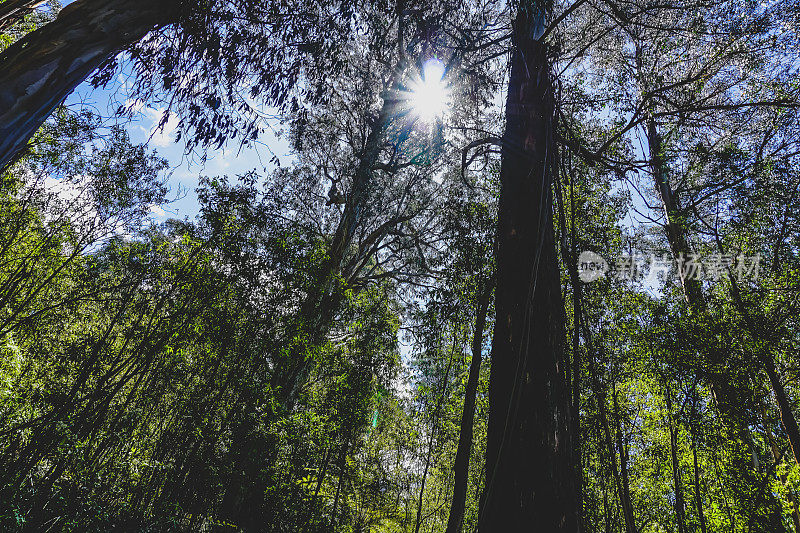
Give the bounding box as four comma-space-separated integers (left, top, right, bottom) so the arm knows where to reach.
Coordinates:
53, 0, 287, 223
64, 68, 294, 222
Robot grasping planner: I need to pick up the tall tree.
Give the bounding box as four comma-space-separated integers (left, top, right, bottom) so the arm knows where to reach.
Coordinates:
445, 281, 491, 533
479, 0, 578, 529
0, 0, 357, 171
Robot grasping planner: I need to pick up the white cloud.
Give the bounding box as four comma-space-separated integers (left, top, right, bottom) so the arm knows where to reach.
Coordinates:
44, 175, 84, 203
144, 108, 180, 147
123, 97, 145, 114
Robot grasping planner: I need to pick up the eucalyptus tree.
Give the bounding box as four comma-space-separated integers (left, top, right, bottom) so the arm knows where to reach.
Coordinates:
697, 102, 800, 529
0, 109, 168, 346
443, 189, 496, 533
0, 0, 359, 171
551, 0, 800, 528
477, 0, 580, 528
266, 0, 499, 410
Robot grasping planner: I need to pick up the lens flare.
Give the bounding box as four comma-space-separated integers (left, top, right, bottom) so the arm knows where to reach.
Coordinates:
409, 59, 450, 123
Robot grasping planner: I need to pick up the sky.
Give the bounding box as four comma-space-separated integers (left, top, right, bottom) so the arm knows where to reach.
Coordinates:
64, 68, 294, 223
59, 46, 667, 300
41, 2, 682, 370
53, 0, 290, 225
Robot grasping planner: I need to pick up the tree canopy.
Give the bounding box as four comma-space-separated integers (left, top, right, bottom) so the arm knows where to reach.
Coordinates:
2, 0, 800, 531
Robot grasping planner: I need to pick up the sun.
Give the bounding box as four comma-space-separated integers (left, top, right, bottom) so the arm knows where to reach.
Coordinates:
408, 59, 451, 123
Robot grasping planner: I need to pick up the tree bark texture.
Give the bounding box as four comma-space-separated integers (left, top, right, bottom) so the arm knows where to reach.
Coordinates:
0, 0, 175, 171
479, 3, 578, 530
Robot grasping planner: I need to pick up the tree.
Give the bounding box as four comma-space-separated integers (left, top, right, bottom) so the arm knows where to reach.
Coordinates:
479, 0, 578, 529
0, 0, 357, 171
0, 0, 176, 170
0, 0, 48, 32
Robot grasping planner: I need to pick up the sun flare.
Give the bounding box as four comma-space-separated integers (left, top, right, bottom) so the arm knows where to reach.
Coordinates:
409, 59, 450, 123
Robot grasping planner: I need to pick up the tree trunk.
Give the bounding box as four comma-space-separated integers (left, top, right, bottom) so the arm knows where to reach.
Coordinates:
414, 337, 457, 533
445, 283, 492, 533
691, 429, 709, 533
560, 155, 584, 528
332, 440, 349, 527
479, 2, 578, 530
597, 390, 633, 533
588, 347, 634, 533
761, 353, 800, 467
646, 118, 704, 307
0, 0, 174, 172
270, 79, 397, 410
664, 381, 688, 533
611, 384, 637, 533
306, 444, 334, 531
763, 405, 800, 532
602, 480, 612, 533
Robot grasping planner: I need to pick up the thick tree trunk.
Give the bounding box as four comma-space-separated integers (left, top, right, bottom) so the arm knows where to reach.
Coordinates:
0, 0, 174, 172
478, 2, 578, 530
445, 283, 492, 533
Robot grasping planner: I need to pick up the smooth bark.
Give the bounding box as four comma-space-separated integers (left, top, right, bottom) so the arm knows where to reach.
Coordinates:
646, 118, 704, 307
0, 0, 175, 172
